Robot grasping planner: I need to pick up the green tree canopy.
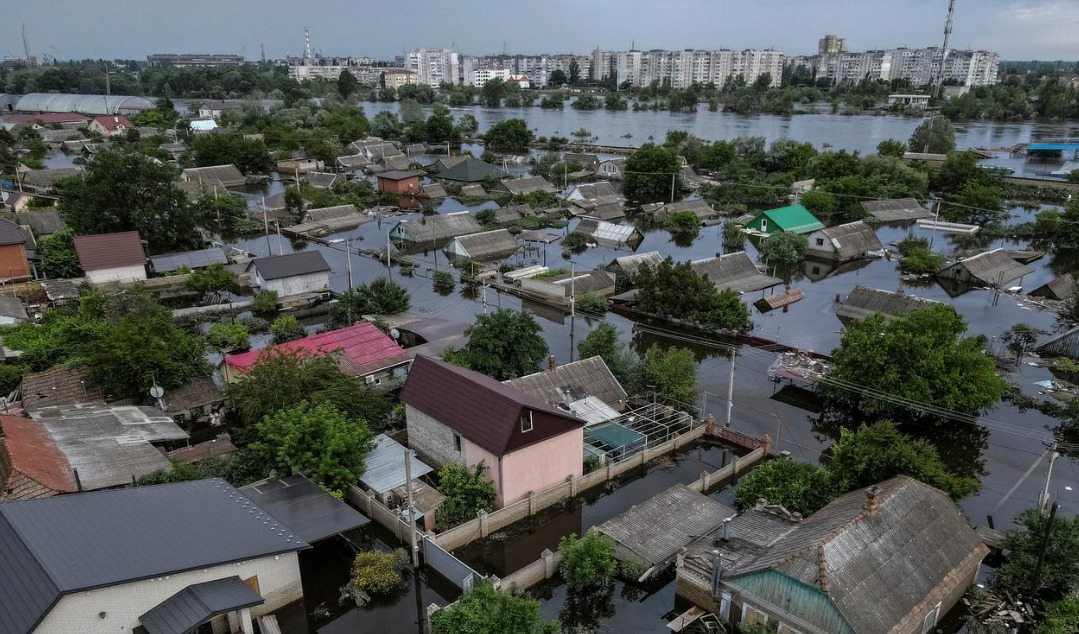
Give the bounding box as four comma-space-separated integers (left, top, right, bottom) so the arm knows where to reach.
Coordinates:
187, 133, 272, 174
455, 309, 548, 380
634, 345, 699, 405
337, 69, 359, 99
577, 323, 638, 386
58, 147, 199, 253
483, 118, 533, 151
326, 278, 411, 329
184, 263, 235, 297
437, 462, 496, 530
995, 508, 1079, 599
735, 459, 836, 516
876, 139, 907, 159
908, 115, 957, 154
37, 230, 83, 279
250, 400, 374, 494
269, 315, 306, 344
635, 258, 752, 331
1033, 597, 1079, 634
559, 532, 618, 590
624, 143, 682, 201
430, 583, 560, 634
757, 232, 808, 270
821, 304, 1005, 417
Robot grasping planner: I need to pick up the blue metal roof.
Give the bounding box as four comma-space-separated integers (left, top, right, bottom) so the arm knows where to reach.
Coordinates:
1029, 143, 1079, 151
359, 434, 434, 494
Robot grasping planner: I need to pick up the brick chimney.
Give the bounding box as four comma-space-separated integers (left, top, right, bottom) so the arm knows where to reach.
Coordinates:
864, 485, 881, 514
547, 355, 557, 371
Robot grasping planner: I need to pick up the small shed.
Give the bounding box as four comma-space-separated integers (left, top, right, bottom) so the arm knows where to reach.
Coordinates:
596, 484, 735, 571
691, 252, 782, 293
359, 434, 438, 529
304, 171, 339, 190
835, 286, 942, 325
804, 220, 882, 263
574, 219, 643, 249
181, 165, 245, 188
246, 251, 331, 297
377, 170, 423, 195
1030, 274, 1079, 301
240, 475, 370, 543
745, 204, 823, 235
861, 198, 933, 222
390, 212, 483, 245
149, 248, 229, 274
445, 229, 519, 262
494, 176, 557, 196
938, 248, 1034, 287
73, 231, 147, 284
610, 251, 664, 283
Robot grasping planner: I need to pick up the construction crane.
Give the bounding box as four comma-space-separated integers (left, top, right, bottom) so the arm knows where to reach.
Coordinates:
921, 0, 958, 153
21, 23, 35, 67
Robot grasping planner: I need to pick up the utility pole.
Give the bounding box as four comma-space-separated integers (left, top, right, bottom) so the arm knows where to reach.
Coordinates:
1032, 501, 1058, 594
482, 282, 488, 315
928, 198, 940, 250
403, 447, 420, 568
346, 237, 354, 289
670, 172, 676, 203
569, 261, 576, 362
1040, 442, 1060, 512
262, 202, 272, 255
386, 226, 392, 279
725, 350, 736, 427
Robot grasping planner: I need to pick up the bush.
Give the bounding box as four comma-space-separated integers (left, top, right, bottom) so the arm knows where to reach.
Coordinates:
206, 322, 250, 353
562, 232, 591, 250
735, 459, 836, 516
341, 549, 410, 606
429, 583, 560, 634
757, 232, 808, 269
664, 210, 700, 238
558, 531, 618, 590
269, 315, 306, 344
896, 237, 943, 275
575, 292, 607, 316
433, 270, 455, 293
437, 462, 496, 530
618, 559, 645, 582
252, 290, 279, 315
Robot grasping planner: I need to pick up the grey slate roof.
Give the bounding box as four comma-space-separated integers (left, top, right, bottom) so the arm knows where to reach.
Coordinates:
861, 198, 933, 222
836, 286, 941, 323
394, 212, 482, 244
181, 164, 245, 187
582, 202, 625, 221
505, 356, 627, 409
729, 476, 988, 634
420, 183, 448, 198
150, 247, 228, 273
240, 475, 370, 543
437, 158, 510, 183
305, 171, 338, 190
656, 198, 717, 220
806, 221, 883, 262
691, 252, 782, 293
597, 484, 735, 566
21, 167, 82, 190
940, 248, 1035, 286
12, 211, 65, 236
1030, 274, 1079, 301
0, 479, 308, 634
611, 251, 664, 280
497, 176, 557, 195
138, 576, 264, 634
359, 434, 435, 495
447, 229, 519, 260
570, 181, 620, 200
247, 250, 330, 280
304, 204, 361, 223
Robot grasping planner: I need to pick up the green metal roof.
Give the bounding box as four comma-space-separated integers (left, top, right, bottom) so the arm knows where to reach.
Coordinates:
749, 204, 824, 234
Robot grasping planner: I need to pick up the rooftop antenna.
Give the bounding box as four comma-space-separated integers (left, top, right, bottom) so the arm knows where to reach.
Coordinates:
303, 26, 313, 63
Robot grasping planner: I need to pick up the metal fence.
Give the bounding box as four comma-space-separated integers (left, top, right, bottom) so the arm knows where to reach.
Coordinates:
423, 536, 482, 592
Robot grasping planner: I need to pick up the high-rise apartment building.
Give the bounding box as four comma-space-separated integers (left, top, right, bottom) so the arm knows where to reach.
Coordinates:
818, 35, 846, 56
406, 48, 460, 86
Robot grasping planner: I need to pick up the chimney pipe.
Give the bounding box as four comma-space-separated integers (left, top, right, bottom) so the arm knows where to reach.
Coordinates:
721, 517, 732, 541
864, 485, 881, 514
548, 355, 556, 371
710, 548, 722, 598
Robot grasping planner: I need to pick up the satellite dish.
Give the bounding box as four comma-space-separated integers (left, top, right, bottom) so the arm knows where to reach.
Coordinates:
390, 328, 400, 339
149, 385, 164, 399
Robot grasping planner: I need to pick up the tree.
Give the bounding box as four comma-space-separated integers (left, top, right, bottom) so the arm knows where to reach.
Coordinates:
206, 323, 250, 353
664, 211, 700, 239
456, 113, 479, 138
342, 549, 410, 606
187, 134, 271, 174
226, 349, 391, 428
548, 69, 568, 87
437, 462, 496, 530
184, 263, 234, 299
908, 115, 956, 154
1033, 597, 1079, 634
270, 315, 306, 344
635, 345, 699, 405
425, 105, 458, 144
822, 305, 1005, 417
483, 119, 533, 152
36, 230, 82, 278
1002, 323, 1045, 363
800, 189, 838, 219
568, 59, 581, 86
994, 508, 1079, 598
456, 309, 548, 380
326, 278, 411, 330
735, 459, 836, 516
559, 532, 617, 589
896, 237, 943, 274
480, 78, 507, 107
877, 139, 907, 159
578, 323, 638, 386
826, 421, 979, 499
757, 232, 808, 269
635, 258, 752, 331
250, 401, 374, 494
430, 583, 560, 634
59, 147, 199, 253
252, 290, 279, 315
624, 143, 682, 201
337, 69, 359, 99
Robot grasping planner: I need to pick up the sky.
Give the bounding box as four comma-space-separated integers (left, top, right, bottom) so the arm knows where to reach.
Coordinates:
7, 0, 1079, 61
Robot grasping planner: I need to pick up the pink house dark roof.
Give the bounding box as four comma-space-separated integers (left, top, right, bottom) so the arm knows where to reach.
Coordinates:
224, 322, 406, 375
72, 231, 145, 271
400, 355, 584, 457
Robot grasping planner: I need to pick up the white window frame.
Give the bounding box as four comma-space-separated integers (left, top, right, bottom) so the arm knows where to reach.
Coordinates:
520, 410, 534, 432
761, 218, 769, 231
921, 601, 941, 634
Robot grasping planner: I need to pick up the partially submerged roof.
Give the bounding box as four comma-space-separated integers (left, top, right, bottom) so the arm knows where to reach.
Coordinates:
861, 198, 933, 222
150, 247, 228, 273
437, 157, 510, 182
401, 355, 585, 457
570, 181, 620, 200
612, 251, 664, 280
1037, 326, 1079, 359
224, 322, 405, 376
359, 434, 435, 494
420, 183, 448, 198
582, 201, 625, 221
505, 356, 627, 409
247, 250, 330, 280
240, 475, 370, 543
1030, 274, 1079, 301
138, 576, 264, 634
498, 176, 557, 195
728, 476, 988, 634
597, 484, 735, 567
691, 252, 782, 293
656, 199, 717, 220
304, 204, 361, 223
810, 221, 883, 261
73, 231, 145, 271
394, 212, 483, 243
0, 479, 308, 634
574, 218, 642, 247
836, 286, 942, 323
305, 171, 338, 189
941, 248, 1035, 286
447, 228, 519, 260
181, 164, 245, 186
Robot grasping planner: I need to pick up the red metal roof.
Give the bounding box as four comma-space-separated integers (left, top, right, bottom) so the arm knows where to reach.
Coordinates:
72, 231, 146, 271
2, 112, 90, 125
93, 115, 134, 131
0, 415, 77, 494
224, 322, 406, 375
400, 355, 584, 457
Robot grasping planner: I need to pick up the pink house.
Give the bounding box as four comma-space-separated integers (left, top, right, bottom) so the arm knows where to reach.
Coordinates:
401, 355, 585, 507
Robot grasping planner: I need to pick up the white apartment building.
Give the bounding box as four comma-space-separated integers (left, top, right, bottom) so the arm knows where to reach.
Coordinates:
601, 49, 783, 88
406, 48, 460, 86
811, 47, 999, 86
466, 65, 512, 87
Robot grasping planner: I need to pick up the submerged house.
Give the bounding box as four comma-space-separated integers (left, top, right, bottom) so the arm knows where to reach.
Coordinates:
691, 252, 782, 294
518, 270, 617, 307
804, 221, 882, 263
444, 229, 519, 262
861, 198, 933, 222
0, 479, 308, 634
1029, 274, 1079, 301
181, 164, 246, 189
401, 355, 586, 507
390, 212, 483, 247
675, 476, 989, 634
744, 204, 824, 236
493, 176, 558, 196
835, 286, 942, 325
937, 248, 1034, 288
1037, 326, 1079, 360
574, 219, 644, 249
436, 157, 510, 183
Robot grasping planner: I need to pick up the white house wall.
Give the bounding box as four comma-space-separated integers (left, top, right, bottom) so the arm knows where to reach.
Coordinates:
85, 264, 147, 285
259, 271, 330, 297
34, 552, 302, 634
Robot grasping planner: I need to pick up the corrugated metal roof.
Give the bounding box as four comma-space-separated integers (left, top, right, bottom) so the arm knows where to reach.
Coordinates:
0, 415, 77, 495
691, 252, 782, 293
582, 202, 625, 221
394, 212, 482, 244
836, 286, 941, 323
575, 219, 642, 247
181, 164, 245, 186
437, 158, 509, 182
861, 198, 933, 222
1030, 274, 1079, 301
505, 356, 627, 409
150, 247, 228, 273
401, 355, 585, 457
612, 251, 663, 280
224, 322, 405, 375
305, 172, 338, 189
359, 434, 434, 494
15, 93, 153, 115
459, 184, 486, 197
941, 248, 1035, 286
1037, 325, 1079, 359
247, 250, 330, 280
240, 475, 370, 543
750, 204, 824, 234
755, 288, 806, 312
0, 479, 308, 634
597, 484, 734, 566
73, 231, 145, 271
446, 229, 519, 260
566, 396, 621, 424
138, 576, 264, 634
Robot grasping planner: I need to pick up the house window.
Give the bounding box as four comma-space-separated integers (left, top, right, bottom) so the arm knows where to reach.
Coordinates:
921, 602, 941, 634
812, 266, 821, 275
520, 410, 533, 432
815, 238, 825, 246
453, 434, 462, 452
760, 218, 769, 231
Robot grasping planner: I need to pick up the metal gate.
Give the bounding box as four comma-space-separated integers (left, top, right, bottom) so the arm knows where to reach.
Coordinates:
422, 535, 482, 591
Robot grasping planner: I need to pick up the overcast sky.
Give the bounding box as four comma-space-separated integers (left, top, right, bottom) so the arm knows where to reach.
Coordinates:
7, 0, 1078, 61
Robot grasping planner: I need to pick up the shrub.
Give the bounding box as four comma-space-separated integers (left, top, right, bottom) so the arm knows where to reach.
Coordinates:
575, 292, 608, 315
757, 232, 808, 269
735, 459, 836, 516
896, 237, 943, 275
437, 462, 496, 530
341, 549, 410, 606
269, 315, 306, 344
562, 232, 591, 250
558, 531, 618, 590
665, 210, 700, 238
433, 270, 455, 293
206, 322, 250, 353
252, 290, 279, 315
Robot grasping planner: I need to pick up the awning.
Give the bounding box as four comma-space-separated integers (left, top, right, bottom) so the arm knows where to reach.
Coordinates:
240, 475, 370, 543
139, 576, 264, 634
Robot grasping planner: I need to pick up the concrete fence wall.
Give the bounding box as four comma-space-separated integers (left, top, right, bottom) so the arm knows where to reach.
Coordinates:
346, 484, 417, 543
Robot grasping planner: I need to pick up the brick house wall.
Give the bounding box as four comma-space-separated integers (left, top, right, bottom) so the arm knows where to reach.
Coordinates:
378, 175, 421, 195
